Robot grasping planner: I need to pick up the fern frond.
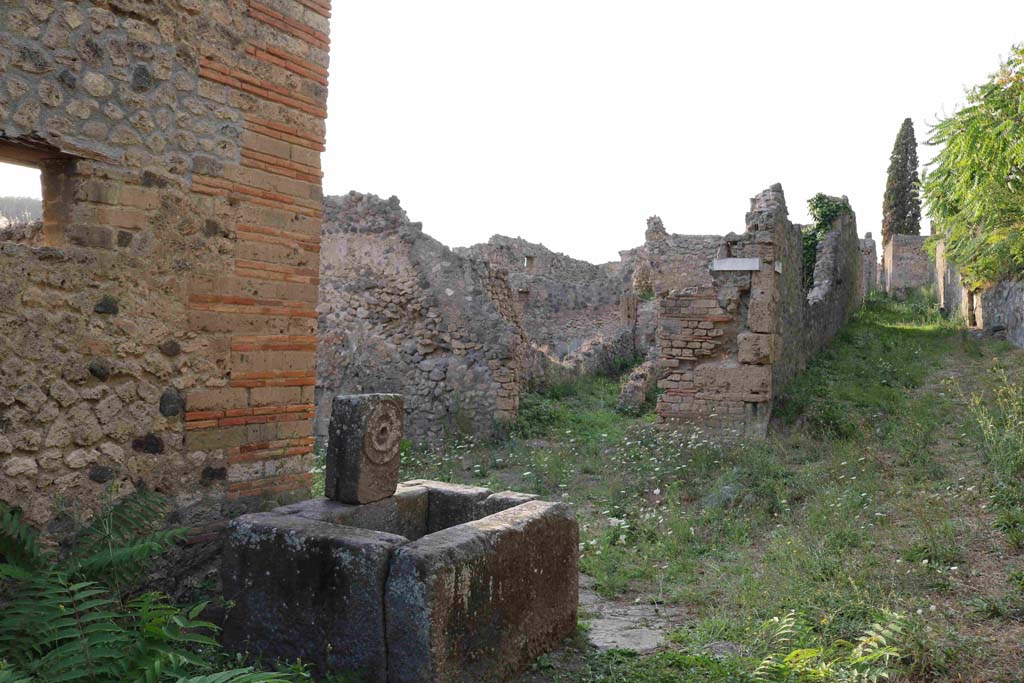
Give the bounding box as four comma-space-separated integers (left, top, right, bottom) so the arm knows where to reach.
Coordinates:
0, 569, 69, 666
15, 576, 132, 683
68, 490, 185, 589
0, 663, 34, 683
175, 670, 293, 683
0, 494, 288, 683
0, 503, 46, 570
121, 593, 223, 681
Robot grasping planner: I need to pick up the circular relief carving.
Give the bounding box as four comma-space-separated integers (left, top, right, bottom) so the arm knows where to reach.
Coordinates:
363, 401, 402, 465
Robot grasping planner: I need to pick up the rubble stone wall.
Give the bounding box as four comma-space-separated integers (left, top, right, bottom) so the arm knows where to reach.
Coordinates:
317, 193, 526, 444
1, 0, 331, 531
935, 241, 1024, 346
655, 185, 862, 437
934, 241, 969, 321
883, 234, 933, 295
860, 233, 877, 299
457, 236, 638, 377
977, 280, 1024, 347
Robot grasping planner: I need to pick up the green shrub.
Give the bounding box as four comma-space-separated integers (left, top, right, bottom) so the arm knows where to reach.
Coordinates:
753, 611, 903, 683
0, 494, 291, 683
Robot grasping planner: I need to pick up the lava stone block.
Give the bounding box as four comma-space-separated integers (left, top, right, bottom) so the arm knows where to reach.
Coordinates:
385, 501, 580, 683
274, 485, 429, 540
326, 394, 404, 504
221, 513, 407, 682
399, 479, 493, 532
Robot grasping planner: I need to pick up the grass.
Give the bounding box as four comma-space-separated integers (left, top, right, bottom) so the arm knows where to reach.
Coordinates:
393, 292, 1024, 682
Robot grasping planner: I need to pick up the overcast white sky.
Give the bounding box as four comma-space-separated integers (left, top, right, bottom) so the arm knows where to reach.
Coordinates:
3, 1, 1021, 264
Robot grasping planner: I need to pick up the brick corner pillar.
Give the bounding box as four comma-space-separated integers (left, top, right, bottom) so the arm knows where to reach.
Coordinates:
184, 0, 332, 507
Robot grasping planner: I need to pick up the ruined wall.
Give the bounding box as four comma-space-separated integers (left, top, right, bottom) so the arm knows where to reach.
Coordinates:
935, 241, 1024, 345
860, 233, 877, 299
317, 193, 526, 444
638, 217, 724, 295
934, 241, 969, 321
615, 217, 723, 382
977, 280, 1024, 347
457, 236, 638, 377
655, 185, 862, 437
1, 0, 330, 530
883, 234, 932, 295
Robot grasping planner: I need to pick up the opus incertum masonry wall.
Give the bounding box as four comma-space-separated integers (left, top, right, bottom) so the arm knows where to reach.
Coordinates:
0, 0, 331, 534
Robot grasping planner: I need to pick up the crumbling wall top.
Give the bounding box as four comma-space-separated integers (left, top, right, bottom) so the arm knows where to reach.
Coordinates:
323, 192, 423, 236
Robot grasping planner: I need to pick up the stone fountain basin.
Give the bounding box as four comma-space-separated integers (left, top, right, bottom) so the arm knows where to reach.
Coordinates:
221, 480, 579, 683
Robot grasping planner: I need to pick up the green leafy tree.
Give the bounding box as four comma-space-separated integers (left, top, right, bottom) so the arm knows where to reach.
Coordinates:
882, 118, 922, 245
923, 44, 1024, 287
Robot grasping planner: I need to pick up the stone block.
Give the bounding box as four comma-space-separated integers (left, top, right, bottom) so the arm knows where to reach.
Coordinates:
400, 479, 493, 533
479, 490, 539, 516
275, 485, 429, 540
694, 363, 771, 399
746, 288, 777, 333
221, 513, 407, 682
737, 332, 776, 365
710, 257, 760, 272
385, 501, 579, 683
326, 394, 404, 504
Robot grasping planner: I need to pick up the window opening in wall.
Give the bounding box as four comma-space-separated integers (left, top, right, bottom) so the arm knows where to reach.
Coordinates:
0, 161, 43, 245
523, 255, 535, 272
0, 138, 74, 247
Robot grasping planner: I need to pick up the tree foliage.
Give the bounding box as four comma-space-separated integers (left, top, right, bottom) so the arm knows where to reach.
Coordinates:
882, 119, 922, 244
923, 44, 1024, 287
0, 493, 290, 683
802, 194, 853, 290
0, 197, 41, 225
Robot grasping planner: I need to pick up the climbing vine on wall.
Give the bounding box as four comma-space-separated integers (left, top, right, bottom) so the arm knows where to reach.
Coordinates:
923, 44, 1024, 288
802, 194, 852, 290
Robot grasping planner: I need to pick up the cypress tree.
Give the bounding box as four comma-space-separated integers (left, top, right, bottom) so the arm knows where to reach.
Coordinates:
882, 118, 922, 244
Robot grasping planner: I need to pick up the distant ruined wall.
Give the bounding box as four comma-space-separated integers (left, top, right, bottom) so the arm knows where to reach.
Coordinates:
1, 0, 331, 533
655, 185, 862, 437
317, 193, 526, 444
934, 241, 968, 321
457, 236, 637, 377
860, 233, 877, 299
883, 234, 932, 295
637, 217, 724, 295
617, 217, 723, 359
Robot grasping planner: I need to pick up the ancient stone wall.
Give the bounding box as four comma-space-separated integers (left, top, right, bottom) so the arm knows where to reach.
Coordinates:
977, 280, 1024, 347
883, 234, 932, 295
655, 185, 862, 437
860, 233, 877, 299
934, 241, 969, 321
1, 0, 330, 531
614, 217, 724, 386
636, 217, 724, 295
317, 193, 526, 444
935, 241, 1024, 345
457, 236, 638, 377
